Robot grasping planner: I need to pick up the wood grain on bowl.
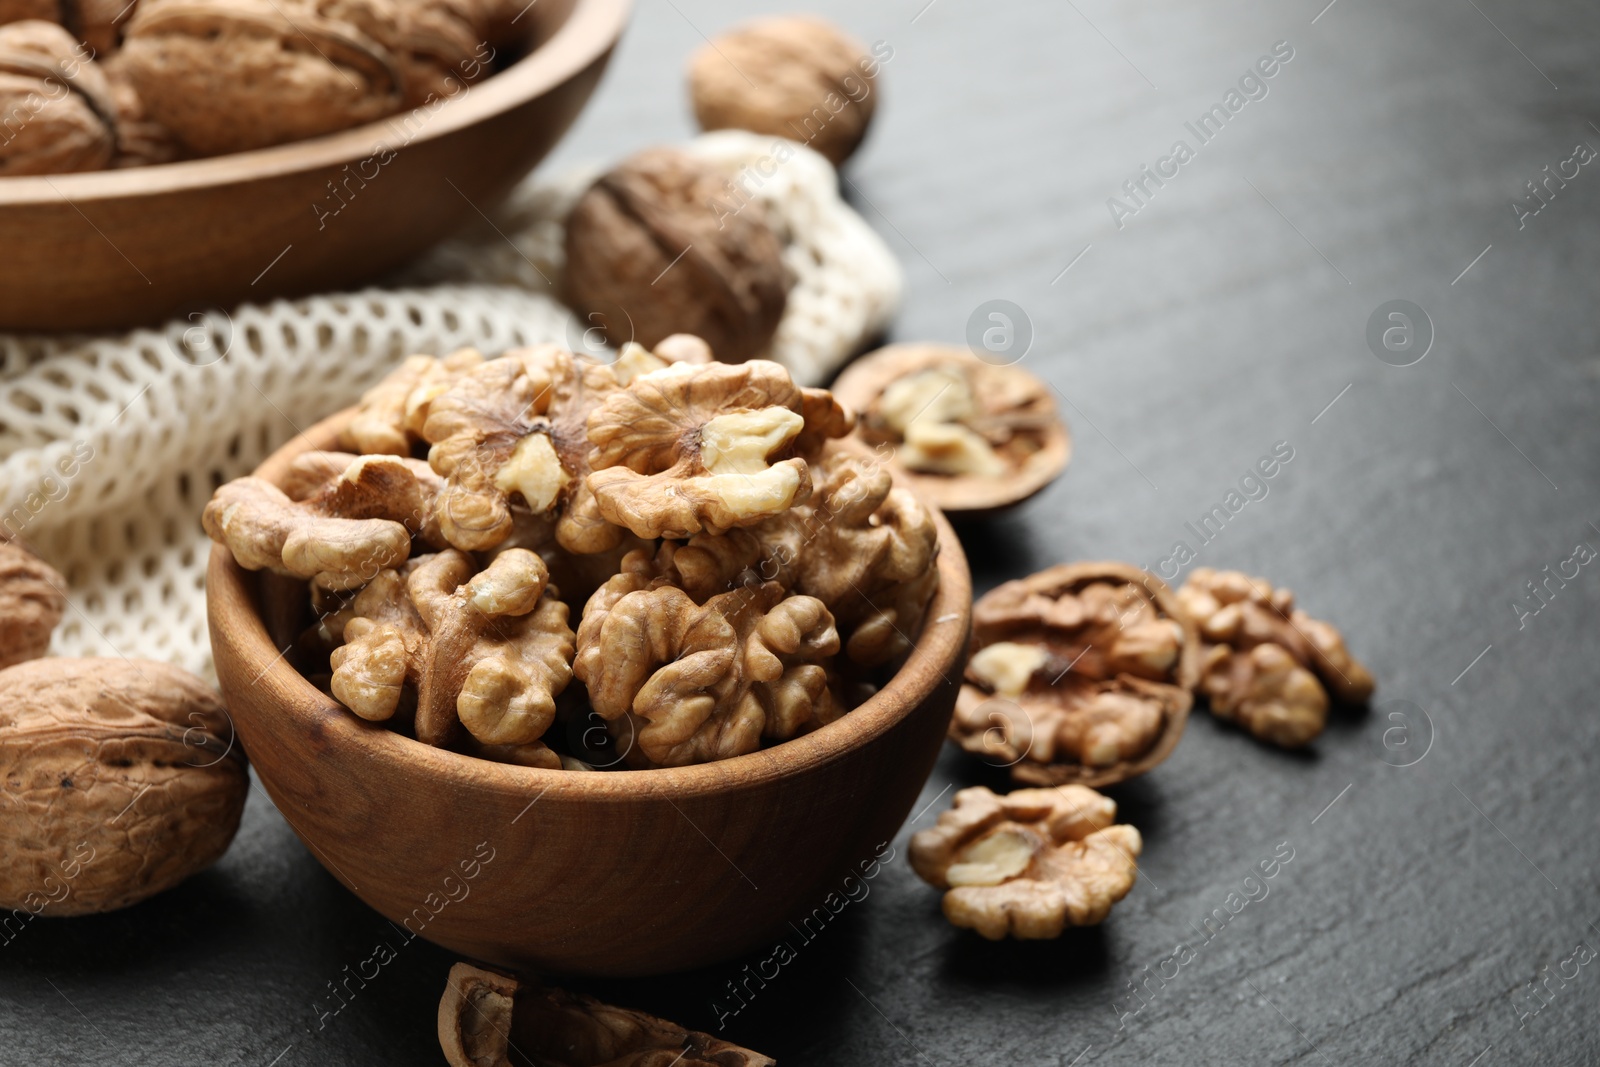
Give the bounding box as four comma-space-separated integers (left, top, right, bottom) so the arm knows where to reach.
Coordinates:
0, 0, 630, 332
207, 408, 972, 978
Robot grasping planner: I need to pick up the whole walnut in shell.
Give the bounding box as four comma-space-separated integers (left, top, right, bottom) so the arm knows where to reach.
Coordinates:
0, 19, 117, 175
0, 658, 247, 916
564, 147, 792, 363
439, 962, 775, 1067
119, 0, 491, 157
0, 536, 66, 668
688, 15, 880, 166
951, 562, 1199, 787
910, 785, 1141, 940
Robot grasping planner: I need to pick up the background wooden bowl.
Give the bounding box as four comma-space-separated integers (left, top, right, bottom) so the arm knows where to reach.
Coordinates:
0, 0, 630, 333
207, 409, 972, 978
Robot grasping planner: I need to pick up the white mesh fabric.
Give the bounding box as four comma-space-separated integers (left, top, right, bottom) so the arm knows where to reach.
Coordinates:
0, 134, 902, 680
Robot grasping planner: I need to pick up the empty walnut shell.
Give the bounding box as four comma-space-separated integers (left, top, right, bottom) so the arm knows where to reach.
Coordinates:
0, 536, 66, 669
438, 962, 776, 1067
118, 0, 411, 157
833, 344, 1071, 515
952, 561, 1199, 788
564, 146, 792, 364
688, 15, 879, 166
0, 658, 248, 915
0, 19, 117, 175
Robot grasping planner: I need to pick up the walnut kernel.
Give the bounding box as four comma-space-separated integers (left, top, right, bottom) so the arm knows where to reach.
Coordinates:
910, 785, 1141, 940
950, 562, 1198, 787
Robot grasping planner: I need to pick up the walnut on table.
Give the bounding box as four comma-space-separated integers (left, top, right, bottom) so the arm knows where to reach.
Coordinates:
687, 15, 879, 166
439, 962, 775, 1067
564, 147, 792, 364
0, 657, 247, 915
910, 785, 1141, 940
1176, 567, 1375, 748
832, 344, 1071, 515
950, 562, 1199, 788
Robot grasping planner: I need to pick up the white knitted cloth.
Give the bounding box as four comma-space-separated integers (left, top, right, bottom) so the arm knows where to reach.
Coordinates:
0, 132, 902, 679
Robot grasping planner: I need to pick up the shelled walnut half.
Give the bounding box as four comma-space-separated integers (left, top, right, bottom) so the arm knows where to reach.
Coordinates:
439, 962, 775, 1067
910, 785, 1141, 940
832, 344, 1071, 514
1176, 567, 1375, 748
950, 562, 1199, 787
329, 548, 573, 757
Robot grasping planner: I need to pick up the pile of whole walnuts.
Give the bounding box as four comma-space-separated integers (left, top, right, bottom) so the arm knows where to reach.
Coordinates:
0, 0, 523, 174
203, 336, 941, 770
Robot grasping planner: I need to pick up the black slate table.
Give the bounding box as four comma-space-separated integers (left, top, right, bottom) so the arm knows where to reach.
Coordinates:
5, 1, 1599, 1064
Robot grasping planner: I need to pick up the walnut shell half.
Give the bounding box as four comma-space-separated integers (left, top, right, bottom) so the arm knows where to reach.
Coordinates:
0, 658, 248, 915
832, 344, 1071, 515
564, 146, 792, 364
951, 561, 1199, 788
438, 962, 775, 1067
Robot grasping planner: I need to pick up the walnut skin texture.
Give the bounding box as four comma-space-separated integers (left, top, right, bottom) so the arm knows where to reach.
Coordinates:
203, 453, 431, 591
910, 785, 1141, 940
439, 962, 776, 1067
585, 359, 850, 540
329, 548, 573, 752
1177, 567, 1375, 748
951, 562, 1199, 787
0, 658, 247, 915
0, 20, 117, 176
688, 15, 878, 166
574, 569, 841, 767
0, 537, 66, 668
564, 147, 791, 363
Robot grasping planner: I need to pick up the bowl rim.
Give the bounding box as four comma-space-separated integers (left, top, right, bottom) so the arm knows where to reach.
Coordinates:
0, 0, 633, 206
208, 406, 973, 804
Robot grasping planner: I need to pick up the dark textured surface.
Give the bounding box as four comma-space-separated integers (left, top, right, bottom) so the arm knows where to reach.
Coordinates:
5, 1, 1600, 1064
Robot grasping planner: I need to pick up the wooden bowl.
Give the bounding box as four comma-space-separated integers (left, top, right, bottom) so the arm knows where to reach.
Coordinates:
207, 409, 972, 978
831, 344, 1072, 516
0, 0, 630, 333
